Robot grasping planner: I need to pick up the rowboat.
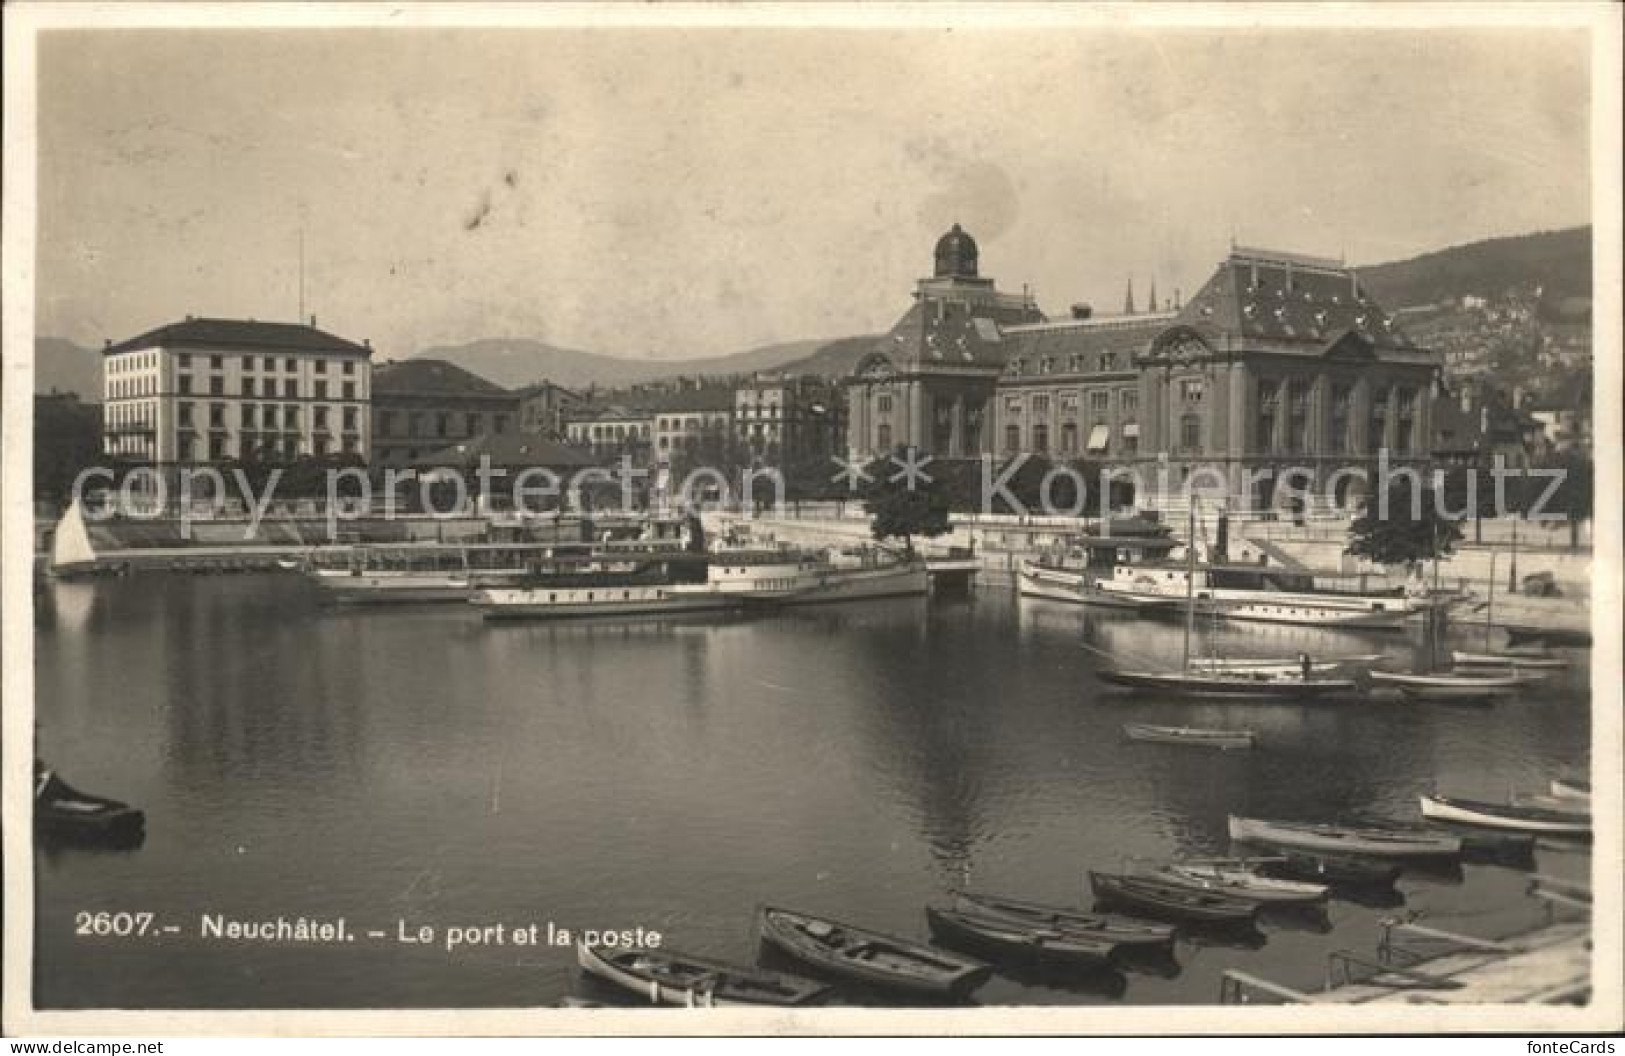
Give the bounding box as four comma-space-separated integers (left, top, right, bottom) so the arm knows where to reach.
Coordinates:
1450, 650, 1568, 671
1228, 815, 1462, 858
924, 907, 1116, 968
757, 906, 991, 998
1123, 724, 1255, 750
1087, 871, 1259, 924
34, 762, 145, 846
576, 943, 829, 1007
1097, 669, 1357, 699
1368, 670, 1522, 702
1419, 794, 1592, 836
1210, 854, 1400, 889
1158, 864, 1328, 904
951, 892, 1176, 949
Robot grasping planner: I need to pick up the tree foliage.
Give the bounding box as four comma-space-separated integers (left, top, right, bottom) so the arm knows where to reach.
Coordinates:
1346, 479, 1464, 568
862, 454, 951, 554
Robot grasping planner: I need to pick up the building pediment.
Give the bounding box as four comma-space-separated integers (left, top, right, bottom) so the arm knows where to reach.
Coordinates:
852, 351, 896, 380
1139, 325, 1215, 367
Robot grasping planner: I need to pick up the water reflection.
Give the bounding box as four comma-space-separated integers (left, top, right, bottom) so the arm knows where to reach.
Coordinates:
31, 577, 1592, 1009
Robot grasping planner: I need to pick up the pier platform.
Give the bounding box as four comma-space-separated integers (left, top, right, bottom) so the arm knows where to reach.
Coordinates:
1221, 920, 1591, 1005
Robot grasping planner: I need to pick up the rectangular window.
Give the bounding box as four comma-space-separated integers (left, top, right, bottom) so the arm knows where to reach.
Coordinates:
494, 415, 509, 434
1005, 396, 1021, 415
178, 403, 194, 427
1004, 424, 1020, 452
377, 411, 394, 438
1121, 390, 1138, 414
315, 380, 328, 400
466, 413, 480, 437
179, 375, 193, 395
877, 395, 893, 413
209, 403, 225, 428
242, 377, 256, 397
314, 406, 329, 429
210, 355, 223, 370
436, 413, 450, 438
1060, 394, 1078, 414
315, 359, 327, 374
343, 407, 358, 431
284, 379, 297, 398
178, 353, 192, 369
241, 404, 256, 427
1032, 394, 1050, 416
343, 361, 355, 376
1180, 379, 1205, 403
286, 405, 300, 428
342, 381, 356, 400
1090, 390, 1110, 413
1100, 353, 1118, 371
1181, 414, 1202, 452
264, 405, 278, 429
209, 376, 224, 396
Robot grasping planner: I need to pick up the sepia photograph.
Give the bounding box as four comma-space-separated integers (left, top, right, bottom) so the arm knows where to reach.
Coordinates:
3, 1, 1620, 1038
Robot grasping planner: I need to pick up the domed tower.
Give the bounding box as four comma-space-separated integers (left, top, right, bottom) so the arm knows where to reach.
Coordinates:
934, 223, 980, 279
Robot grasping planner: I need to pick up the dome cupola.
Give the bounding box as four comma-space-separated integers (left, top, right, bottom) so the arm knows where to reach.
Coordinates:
933, 223, 980, 279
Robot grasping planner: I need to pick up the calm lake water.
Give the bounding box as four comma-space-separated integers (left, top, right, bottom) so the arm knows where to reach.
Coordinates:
33, 574, 1592, 1008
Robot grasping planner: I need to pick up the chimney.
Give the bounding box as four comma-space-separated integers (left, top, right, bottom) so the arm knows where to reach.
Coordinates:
310, 314, 317, 328
1070, 303, 1093, 320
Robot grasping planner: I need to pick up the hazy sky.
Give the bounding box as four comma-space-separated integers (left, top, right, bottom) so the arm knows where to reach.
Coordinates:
36, 24, 1591, 360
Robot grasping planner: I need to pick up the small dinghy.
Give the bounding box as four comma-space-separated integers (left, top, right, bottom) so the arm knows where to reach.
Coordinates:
1123, 723, 1255, 750
34, 762, 145, 845
1219, 853, 1400, 890
1228, 816, 1461, 859
924, 906, 1116, 968
757, 906, 991, 998
577, 943, 829, 1007
1087, 871, 1259, 925
1450, 650, 1567, 671
951, 892, 1175, 949
1157, 863, 1328, 904
1369, 670, 1522, 702
1419, 794, 1592, 836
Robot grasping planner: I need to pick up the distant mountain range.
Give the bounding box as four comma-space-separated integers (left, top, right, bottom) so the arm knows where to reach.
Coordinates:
29, 225, 1592, 400
404, 336, 834, 392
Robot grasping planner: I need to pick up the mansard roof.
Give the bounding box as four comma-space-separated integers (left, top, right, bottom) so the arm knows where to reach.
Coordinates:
1173, 248, 1423, 352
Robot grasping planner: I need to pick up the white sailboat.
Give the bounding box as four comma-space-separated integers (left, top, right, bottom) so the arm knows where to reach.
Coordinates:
1095, 503, 1357, 700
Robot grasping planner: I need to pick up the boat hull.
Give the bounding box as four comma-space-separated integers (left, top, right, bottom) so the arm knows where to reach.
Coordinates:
757, 906, 990, 998
1098, 670, 1355, 699
951, 893, 1175, 949
1419, 795, 1591, 836
1158, 865, 1328, 904
576, 943, 827, 1007
782, 563, 929, 605
474, 586, 738, 620
1369, 671, 1521, 701
924, 907, 1115, 968
1228, 815, 1461, 858
1450, 651, 1567, 670
1017, 564, 1176, 610
1088, 872, 1259, 924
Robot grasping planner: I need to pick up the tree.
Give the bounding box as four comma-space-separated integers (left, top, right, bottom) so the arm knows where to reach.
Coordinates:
1346, 479, 1464, 569
862, 455, 951, 556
